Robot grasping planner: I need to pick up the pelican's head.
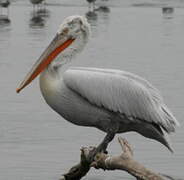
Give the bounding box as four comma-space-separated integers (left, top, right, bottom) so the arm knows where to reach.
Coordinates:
16, 15, 91, 93
57, 15, 90, 40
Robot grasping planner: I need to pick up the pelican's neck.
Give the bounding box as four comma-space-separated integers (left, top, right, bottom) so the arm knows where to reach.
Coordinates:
39, 63, 63, 100
47, 58, 71, 77
45, 31, 89, 77
40, 28, 89, 89
39, 53, 76, 109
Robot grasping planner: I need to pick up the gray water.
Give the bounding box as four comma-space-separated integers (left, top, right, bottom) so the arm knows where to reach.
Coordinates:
0, 0, 184, 179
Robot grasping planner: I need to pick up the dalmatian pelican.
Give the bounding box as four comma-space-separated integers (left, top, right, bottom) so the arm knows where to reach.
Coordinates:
16, 15, 179, 155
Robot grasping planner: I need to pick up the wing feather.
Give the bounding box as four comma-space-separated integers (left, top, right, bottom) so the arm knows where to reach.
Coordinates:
63, 67, 179, 132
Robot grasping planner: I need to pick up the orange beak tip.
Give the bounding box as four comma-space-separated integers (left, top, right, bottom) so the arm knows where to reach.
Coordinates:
16, 38, 75, 94
16, 88, 21, 93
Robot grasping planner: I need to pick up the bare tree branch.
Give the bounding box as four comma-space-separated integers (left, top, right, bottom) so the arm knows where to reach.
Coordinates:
59, 137, 178, 180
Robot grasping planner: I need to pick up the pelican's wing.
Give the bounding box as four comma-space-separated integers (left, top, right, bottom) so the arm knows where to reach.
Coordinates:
63, 67, 179, 133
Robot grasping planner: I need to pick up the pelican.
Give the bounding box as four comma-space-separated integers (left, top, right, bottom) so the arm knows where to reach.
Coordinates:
30, 0, 45, 11
0, 0, 10, 7
0, 0, 10, 16
16, 15, 179, 155
30, 0, 44, 5
162, 7, 174, 14
86, 0, 96, 11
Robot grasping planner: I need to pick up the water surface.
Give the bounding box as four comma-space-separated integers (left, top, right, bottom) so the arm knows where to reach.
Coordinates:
0, 0, 184, 179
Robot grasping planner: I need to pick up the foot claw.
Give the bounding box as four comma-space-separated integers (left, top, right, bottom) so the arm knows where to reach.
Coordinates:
87, 148, 97, 162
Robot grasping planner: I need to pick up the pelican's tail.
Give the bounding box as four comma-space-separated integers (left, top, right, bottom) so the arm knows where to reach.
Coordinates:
153, 124, 174, 153
134, 122, 174, 153
161, 130, 174, 153
159, 104, 180, 133
150, 124, 174, 153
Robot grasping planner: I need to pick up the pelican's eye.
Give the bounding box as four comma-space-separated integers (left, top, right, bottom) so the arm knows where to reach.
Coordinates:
68, 21, 74, 27
61, 27, 69, 36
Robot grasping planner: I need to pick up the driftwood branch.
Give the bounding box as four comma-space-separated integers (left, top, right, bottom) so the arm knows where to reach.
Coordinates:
59, 137, 177, 180
59, 146, 93, 180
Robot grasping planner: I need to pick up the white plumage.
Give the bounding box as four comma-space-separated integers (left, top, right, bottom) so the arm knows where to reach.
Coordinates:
17, 15, 179, 153
64, 67, 178, 133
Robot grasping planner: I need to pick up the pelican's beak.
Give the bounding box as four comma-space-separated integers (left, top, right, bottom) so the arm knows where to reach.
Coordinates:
16, 34, 75, 93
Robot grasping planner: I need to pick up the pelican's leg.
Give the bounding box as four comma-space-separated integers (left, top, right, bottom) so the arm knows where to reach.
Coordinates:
33, 5, 36, 17
96, 131, 115, 152
41, 1, 44, 11
38, 4, 40, 11
33, 4, 35, 14
88, 118, 119, 161
7, 7, 9, 17
93, 2, 95, 11
88, 131, 115, 161
43, 0, 46, 12
2, 7, 4, 16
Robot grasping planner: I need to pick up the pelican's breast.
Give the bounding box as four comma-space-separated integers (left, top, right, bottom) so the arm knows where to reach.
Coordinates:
39, 69, 110, 129
39, 69, 61, 105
